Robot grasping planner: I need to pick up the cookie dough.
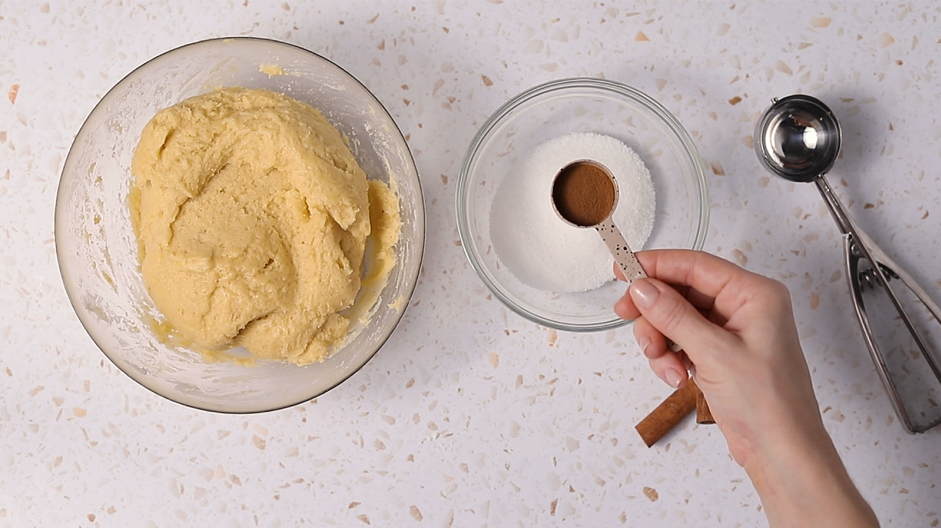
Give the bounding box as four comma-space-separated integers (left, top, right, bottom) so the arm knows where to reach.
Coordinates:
130, 87, 400, 365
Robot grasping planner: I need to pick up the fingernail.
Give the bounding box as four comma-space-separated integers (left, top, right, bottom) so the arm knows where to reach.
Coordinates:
630, 280, 660, 309
638, 336, 653, 358
664, 368, 686, 388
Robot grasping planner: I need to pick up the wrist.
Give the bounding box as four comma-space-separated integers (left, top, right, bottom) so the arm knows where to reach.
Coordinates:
744, 429, 878, 528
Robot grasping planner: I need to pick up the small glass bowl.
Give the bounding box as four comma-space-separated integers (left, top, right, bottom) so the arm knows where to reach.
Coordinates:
456, 78, 708, 332
55, 38, 424, 413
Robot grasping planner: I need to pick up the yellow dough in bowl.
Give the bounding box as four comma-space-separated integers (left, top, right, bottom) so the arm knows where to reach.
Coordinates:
130, 87, 400, 365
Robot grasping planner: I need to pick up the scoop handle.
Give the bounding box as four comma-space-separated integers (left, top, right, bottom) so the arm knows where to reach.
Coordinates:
818, 176, 941, 433
845, 233, 941, 433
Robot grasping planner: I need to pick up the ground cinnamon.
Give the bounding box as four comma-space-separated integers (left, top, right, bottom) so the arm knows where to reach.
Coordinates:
551, 161, 616, 227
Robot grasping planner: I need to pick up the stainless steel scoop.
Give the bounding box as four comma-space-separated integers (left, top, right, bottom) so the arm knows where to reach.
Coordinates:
755, 94, 941, 433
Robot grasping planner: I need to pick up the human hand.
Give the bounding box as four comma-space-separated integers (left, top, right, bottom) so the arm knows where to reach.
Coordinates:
614, 250, 878, 527
614, 249, 823, 468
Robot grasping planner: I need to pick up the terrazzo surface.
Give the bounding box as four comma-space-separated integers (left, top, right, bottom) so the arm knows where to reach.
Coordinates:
2, 1, 940, 526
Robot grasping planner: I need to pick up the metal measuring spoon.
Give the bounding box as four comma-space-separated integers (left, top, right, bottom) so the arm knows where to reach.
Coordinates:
755, 94, 941, 433
550, 159, 714, 424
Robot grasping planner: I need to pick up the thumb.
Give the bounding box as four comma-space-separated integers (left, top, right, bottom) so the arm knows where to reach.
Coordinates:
629, 278, 724, 360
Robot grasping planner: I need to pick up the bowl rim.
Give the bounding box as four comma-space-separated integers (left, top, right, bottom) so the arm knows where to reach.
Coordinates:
456, 76, 709, 332
54, 36, 425, 414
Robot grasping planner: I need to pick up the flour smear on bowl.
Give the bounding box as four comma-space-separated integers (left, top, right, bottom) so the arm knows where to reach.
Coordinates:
490, 132, 655, 293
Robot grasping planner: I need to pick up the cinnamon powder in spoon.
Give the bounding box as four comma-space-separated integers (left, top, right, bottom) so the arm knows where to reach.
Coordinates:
551, 161, 617, 227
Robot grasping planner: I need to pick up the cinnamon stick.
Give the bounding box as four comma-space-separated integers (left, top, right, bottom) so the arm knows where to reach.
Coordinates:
635, 380, 699, 447
695, 385, 715, 424
635, 379, 714, 447
662, 340, 714, 425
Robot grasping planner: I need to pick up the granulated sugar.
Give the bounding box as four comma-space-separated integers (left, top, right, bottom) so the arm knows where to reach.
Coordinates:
490, 132, 655, 292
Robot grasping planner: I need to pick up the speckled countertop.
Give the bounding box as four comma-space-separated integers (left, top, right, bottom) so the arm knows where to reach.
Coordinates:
2, 1, 940, 527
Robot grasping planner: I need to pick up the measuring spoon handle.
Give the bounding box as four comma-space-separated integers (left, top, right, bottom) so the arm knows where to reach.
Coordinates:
595, 218, 646, 284
596, 219, 714, 425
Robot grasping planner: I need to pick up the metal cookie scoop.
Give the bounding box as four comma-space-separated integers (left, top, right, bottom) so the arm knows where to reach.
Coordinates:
755, 94, 941, 433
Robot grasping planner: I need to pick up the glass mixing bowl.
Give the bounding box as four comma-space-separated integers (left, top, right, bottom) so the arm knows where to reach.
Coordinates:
456, 78, 708, 332
55, 37, 424, 413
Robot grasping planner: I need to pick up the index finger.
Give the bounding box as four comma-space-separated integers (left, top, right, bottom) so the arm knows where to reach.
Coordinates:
636, 249, 741, 295
620, 249, 767, 314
